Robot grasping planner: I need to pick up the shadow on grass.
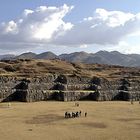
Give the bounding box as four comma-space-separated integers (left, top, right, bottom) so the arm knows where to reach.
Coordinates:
135, 123, 140, 127
26, 114, 64, 124
26, 114, 107, 129
116, 118, 140, 122
80, 122, 107, 128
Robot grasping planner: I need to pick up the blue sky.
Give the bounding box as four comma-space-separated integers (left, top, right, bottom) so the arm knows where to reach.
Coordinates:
0, 0, 140, 54
1, 0, 140, 22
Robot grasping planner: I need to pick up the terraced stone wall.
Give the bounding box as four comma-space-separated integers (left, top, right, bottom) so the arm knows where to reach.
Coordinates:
0, 75, 140, 102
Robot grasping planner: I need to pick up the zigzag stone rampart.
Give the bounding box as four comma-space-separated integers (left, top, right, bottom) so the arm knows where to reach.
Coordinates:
0, 75, 140, 102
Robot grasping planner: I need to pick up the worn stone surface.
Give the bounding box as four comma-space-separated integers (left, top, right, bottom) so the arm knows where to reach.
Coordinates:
0, 75, 140, 102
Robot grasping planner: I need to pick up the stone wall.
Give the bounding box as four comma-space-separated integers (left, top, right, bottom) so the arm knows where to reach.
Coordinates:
0, 74, 140, 102
0, 76, 20, 102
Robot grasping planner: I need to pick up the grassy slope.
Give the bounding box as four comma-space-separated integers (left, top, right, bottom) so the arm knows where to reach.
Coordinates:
0, 59, 140, 80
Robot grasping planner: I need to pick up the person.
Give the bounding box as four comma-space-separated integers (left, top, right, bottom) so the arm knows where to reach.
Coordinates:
76, 111, 79, 117
77, 102, 79, 107
131, 98, 134, 105
8, 102, 11, 108
85, 112, 87, 117
72, 112, 75, 118
65, 112, 68, 118
68, 112, 71, 118
79, 110, 81, 116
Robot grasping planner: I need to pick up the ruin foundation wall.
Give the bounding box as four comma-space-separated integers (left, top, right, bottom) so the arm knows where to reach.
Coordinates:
0, 75, 140, 102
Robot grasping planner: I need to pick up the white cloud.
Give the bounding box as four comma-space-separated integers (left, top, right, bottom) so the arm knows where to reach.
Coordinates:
96, 40, 140, 55
0, 6, 140, 54
55, 8, 140, 46
23, 9, 34, 16
1, 20, 18, 34
80, 44, 88, 48
0, 4, 73, 49
95, 9, 134, 27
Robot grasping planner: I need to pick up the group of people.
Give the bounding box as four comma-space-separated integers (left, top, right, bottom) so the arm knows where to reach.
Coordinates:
64, 110, 87, 118
64, 102, 87, 118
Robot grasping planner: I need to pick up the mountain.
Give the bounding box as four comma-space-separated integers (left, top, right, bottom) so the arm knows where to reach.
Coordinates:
91, 51, 140, 67
0, 54, 15, 60
59, 51, 92, 62
35, 51, 58, 59
16, 52, 36, 59
59, 51, 117, 64
88, 51, 132, 65
16, 51, 58, 60
85, 51, 112, 64
9, 51, 140, 67
60, 51, 140, 67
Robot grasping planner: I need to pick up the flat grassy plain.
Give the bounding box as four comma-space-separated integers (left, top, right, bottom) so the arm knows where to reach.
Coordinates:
0, 101, 140, 140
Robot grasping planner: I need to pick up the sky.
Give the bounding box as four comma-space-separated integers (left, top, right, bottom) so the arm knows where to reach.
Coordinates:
0, 0, 140, 55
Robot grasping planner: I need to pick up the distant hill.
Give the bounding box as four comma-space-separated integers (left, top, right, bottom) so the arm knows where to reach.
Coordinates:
85, 51, 132, 66
59, 51, 92, 62
0, 54, 15, 60
60, 51, 140, 67
16, 52, 36, 59
35, 51, 58, 59
4, 50, 140, 67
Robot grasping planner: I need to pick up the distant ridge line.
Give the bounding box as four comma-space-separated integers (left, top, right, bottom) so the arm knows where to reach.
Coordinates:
1, 50, 140, 67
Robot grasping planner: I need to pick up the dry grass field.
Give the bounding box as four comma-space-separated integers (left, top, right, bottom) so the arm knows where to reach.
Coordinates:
0, 101, 140, 140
